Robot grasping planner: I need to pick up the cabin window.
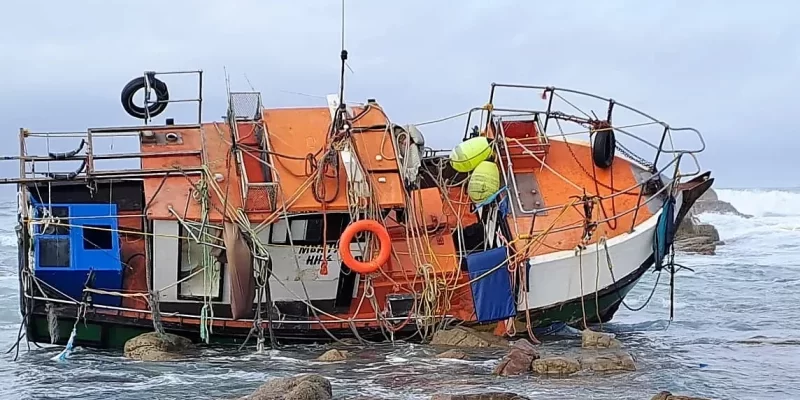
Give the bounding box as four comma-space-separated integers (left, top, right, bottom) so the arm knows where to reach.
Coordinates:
177, 224, 223, 301
268, 214, 351, 245
38, 237, 71, 268
82, 225, 113, 250
37, 206, 70, 235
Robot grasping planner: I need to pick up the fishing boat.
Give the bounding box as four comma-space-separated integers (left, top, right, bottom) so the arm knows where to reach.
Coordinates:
4, 69, 713, 350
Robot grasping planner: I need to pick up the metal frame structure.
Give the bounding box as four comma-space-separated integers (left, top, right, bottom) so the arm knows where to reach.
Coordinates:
462, 83, 707, 231
226, 91, 279, 212
143, 69, 204, 126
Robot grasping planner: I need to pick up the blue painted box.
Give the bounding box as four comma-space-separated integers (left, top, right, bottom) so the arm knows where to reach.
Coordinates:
33, 203, 124, 307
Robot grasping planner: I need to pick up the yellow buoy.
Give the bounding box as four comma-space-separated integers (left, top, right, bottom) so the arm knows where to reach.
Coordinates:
468, 161, 501, 203
449, 137, 492, 173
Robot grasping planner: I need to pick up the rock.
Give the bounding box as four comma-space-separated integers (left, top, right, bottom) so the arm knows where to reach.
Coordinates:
674, 235, 717, 255
674, 217, 720, 255
692, 199, 751, 218
581, 329, 621, 349
697, 189, 718, 202
435, 349, 469, 360
651, 391, 711, 400
430, 326, 508, 348
316, 349, 348, 362
692, 188, 750, 218
431, 393, 530, 400
532, 356, 581, 375
492, 339, 540, 376
240, 374, 332, 400
578, 350, 636, 372
692, 223, 720, 242
123, 332, 194, 362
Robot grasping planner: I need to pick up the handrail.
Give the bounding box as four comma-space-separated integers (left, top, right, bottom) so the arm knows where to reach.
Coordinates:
517, 151, 698, 238
475, 84, 707, 184
495, 118, 539, 214
511, 141, 700, 214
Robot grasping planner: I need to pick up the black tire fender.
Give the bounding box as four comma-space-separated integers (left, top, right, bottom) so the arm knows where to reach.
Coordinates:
592, 126, 616, 169
120, 75, 170, 119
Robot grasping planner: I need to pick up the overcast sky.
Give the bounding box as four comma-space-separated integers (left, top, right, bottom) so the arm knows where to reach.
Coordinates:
0, 0, 797, 191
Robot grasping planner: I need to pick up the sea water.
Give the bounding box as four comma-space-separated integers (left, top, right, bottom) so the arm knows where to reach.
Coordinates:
0, 188, 797, 400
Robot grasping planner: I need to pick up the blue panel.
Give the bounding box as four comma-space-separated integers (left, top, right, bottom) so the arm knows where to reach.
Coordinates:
33, 203, 124, 307
465, 246, 517, 323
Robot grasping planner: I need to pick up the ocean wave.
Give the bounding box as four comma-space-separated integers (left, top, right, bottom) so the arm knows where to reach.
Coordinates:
715, 188, 800, 217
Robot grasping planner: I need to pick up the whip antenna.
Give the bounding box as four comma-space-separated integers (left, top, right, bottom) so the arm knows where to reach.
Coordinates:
337, 0, 347, 114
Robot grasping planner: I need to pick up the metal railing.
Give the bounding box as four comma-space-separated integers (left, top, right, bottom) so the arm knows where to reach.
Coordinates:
142, 69, 204, 125
464, 83, 707, 234
226, 91, 279, 212
0, 124, 205, 185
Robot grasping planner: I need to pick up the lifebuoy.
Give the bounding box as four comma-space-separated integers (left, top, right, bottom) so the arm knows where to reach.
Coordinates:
338, 219, 391, 274
591, 122, 616, 169
121, 74, 170, 119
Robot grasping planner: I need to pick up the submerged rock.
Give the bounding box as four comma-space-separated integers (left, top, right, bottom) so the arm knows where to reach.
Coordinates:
651, 391, 711, 400
316, 349, 348, 362
532, 356, 581, 375
239, 374, 332, 400
431, 393, 530, 400
492, 339, 539, 376
430, 326, 508, 348
581, 329, 621, 349
435, 349, 469, 360
123, 332, 194, 361
578, 351, 636, 372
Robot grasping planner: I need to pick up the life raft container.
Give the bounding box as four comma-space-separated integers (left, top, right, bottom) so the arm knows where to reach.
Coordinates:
338, 219, 391, 274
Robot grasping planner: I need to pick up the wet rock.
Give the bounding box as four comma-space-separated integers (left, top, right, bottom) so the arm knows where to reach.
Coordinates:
431, 393, 530, 400
435, 349, 469, 360
532, 356, 581, 375
674, 217, 720, 255
651, 391, 711, 400
578, 350, 636, 372
492, 339, 540, 376
692, 199, 751, 218
316, 349, 348, 362
123, 332, 193, 362
673, 235, 717, 255
430, 326, 508, 348
239, 374, 332, 400
581, 329, 621, 349
692, 188, 750, 217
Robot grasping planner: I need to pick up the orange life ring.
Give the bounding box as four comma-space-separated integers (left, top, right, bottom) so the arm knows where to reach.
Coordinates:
338, 219, 391, 274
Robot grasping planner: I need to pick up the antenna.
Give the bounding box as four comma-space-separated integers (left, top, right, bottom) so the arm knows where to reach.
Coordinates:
337, 0, 347, 117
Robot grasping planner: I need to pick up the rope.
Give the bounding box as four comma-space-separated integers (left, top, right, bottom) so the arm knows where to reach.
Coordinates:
599, 236, 662, 312
412, 111, 471, 127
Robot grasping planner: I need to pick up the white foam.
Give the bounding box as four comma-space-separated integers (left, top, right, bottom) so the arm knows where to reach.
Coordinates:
715, 188, 800, 217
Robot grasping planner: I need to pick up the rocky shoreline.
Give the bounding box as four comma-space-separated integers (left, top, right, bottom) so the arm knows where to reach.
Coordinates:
121, 328, 713, 399
673, 188, 747, 255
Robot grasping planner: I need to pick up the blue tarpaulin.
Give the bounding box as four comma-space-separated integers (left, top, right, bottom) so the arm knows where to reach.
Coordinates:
653, 195, 676, 271
465, 246, 517, 323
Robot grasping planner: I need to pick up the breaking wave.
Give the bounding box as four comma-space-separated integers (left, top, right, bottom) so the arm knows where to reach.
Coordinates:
715, 188, 800, 217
